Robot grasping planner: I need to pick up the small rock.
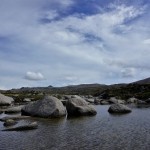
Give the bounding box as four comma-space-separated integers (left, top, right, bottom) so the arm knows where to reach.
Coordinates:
100, 100, 109, 105
117, 100, 125, 104
87, 95, 93, 99
0, 116, 31, 122
23, 98, 31, 102
108, 97, 125, 104
3, 119, 17, 127
108, 97, 118, 104
2, 122, 38, 131
5, 105, 24, 114
127, 97, 138, 103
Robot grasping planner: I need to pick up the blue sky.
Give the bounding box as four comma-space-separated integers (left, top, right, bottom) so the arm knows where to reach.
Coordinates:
0, 0, 150, 89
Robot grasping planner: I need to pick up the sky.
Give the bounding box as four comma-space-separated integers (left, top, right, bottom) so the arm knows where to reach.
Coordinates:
0, 0, 150, 89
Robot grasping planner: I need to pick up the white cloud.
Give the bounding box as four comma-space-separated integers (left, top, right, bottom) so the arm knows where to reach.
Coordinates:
65, 76, 78, 82
121, 68, 136, 78
40, 10, 58, 20
25, 71, 44, 81
143, 39, 150, 44
59, 0, 74, 8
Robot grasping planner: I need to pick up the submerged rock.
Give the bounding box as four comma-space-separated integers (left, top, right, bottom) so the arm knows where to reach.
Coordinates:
3, 119, 17, 127
2, 122, 38, 131
21, 96, 66, 118
0, 93, 14, 106
108, 104, 132, 114
0, 115, 31, 122
66, 95, 97, 117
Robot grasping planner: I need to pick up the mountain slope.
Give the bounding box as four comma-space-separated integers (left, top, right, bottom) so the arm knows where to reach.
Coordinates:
133, 77, 150, 84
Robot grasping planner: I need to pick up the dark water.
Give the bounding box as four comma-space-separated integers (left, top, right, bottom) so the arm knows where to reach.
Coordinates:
0, 105, 150, 150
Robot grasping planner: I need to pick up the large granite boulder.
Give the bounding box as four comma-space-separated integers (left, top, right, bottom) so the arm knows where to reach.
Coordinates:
108, 104, 132, 114
66, 95, 97, 116
21, 96, 66, 118
0, 93, 14, 106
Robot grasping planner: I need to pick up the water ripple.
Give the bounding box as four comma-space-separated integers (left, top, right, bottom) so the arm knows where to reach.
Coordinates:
0, 106, 150, 150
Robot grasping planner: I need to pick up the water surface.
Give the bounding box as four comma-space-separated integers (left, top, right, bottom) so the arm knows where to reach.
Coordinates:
0, 105, 150, 150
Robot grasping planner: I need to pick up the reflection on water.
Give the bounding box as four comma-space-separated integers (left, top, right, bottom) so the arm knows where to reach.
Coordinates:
0, 105, 150, 150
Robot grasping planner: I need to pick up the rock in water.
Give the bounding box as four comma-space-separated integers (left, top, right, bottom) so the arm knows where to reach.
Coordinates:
3, 119, 17, 127
21, 96, 66, 118
100, 100, 109, 105
0, 93, 14, 106
108, 104, 132, 114
66, 95, 97, 116
2, 122, 38, 131
0, 116, 30, 122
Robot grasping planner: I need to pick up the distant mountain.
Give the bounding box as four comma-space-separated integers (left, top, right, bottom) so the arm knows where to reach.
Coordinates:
132, 77, 150, 84
8, 83, 108, 95
1, 78, 150, 101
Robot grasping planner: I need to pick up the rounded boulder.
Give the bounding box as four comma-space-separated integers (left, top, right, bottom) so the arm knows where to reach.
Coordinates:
108, 104, 132, 114
66, 95, 97, 117
21, 96, 66, 118
0, 93, 14, 106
